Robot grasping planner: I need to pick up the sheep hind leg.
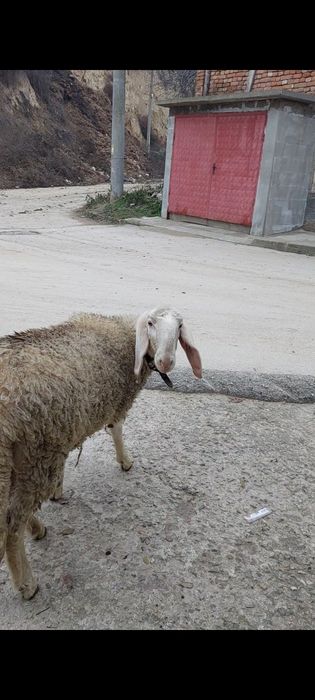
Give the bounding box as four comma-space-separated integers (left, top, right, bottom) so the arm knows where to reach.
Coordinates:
107, 420, 134, 471
6, 508, 39, 600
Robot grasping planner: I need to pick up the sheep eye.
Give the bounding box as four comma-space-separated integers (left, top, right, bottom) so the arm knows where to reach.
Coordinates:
148, 320, 153, 327
179, 323, 183, 329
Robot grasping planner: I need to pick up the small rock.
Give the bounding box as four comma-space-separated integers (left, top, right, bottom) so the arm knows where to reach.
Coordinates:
274, 604, 288, 615
179, 581, 193, 589
143, 556, 150, 565
59, 527, 75, 536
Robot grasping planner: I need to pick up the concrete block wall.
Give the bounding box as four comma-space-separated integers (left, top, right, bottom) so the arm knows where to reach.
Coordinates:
252, 106, 315, 235
304, 193, 315, 230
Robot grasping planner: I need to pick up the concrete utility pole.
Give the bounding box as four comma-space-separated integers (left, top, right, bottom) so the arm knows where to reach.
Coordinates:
110, 70, 125, 201
146, 70, 154, 155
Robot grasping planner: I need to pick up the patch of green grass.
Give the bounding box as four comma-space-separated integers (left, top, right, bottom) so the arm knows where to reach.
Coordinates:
80, 185, 162, 223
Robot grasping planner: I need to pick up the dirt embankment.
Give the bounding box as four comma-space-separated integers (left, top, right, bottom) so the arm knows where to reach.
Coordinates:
0, 70, 166, 189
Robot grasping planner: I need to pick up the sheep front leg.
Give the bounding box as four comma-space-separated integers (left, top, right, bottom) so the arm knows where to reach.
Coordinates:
50, 461, 65, 501
107, 420, 133, 471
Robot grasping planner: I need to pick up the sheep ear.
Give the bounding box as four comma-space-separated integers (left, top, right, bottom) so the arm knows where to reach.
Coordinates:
134, 312, 149, 376
179, 322, 202, 379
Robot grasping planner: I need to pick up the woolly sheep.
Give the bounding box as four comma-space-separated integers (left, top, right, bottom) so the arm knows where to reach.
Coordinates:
0, 306, 202, 600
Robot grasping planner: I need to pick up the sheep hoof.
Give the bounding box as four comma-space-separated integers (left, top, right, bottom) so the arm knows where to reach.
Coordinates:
50, 489, 73, 505
21, 582, 39, 601
32, 525, 47, 541
50, 485, 64, 501
121, 457, 134, 472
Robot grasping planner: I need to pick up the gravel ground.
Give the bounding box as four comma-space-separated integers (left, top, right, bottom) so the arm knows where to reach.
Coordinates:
0, 390, 313, 630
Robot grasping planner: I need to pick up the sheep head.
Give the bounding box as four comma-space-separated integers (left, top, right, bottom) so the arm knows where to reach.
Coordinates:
134, 307, 202, 379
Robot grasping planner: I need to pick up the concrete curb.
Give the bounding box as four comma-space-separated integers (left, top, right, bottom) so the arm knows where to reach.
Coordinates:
250, 239, 315, 256
145, 368, 315, 403
126, 217, 315, 257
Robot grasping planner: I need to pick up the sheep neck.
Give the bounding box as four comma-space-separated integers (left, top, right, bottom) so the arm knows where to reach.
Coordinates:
144, 353, 173, 389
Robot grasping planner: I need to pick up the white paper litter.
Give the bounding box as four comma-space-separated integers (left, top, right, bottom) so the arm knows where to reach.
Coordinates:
244, 507, 272, 523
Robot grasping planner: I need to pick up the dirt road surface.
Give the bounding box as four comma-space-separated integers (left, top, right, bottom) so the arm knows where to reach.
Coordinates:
0, 185, 314, 629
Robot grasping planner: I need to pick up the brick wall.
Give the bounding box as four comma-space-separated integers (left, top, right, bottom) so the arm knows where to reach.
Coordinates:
196, 70, 315, 95
210, 70, 248, 93
253, 70, 315, 92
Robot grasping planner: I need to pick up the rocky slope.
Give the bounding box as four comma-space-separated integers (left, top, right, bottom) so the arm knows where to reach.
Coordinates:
0, 70, 167, 189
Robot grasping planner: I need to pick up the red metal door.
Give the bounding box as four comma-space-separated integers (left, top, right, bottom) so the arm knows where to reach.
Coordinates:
208, 112, 266, 226
168, 112, 266, 226
168, 115, 216, 219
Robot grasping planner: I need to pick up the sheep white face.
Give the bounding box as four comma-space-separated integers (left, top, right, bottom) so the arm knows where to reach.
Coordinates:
147, 310, 182, 374
134, 307, 202, 379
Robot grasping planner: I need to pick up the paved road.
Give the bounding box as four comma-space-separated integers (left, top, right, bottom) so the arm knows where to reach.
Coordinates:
1, 184, 315, 376
0, 185, 313, 629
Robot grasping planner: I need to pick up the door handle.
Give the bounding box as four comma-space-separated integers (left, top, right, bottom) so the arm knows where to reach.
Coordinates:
212, 163, 216, 174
